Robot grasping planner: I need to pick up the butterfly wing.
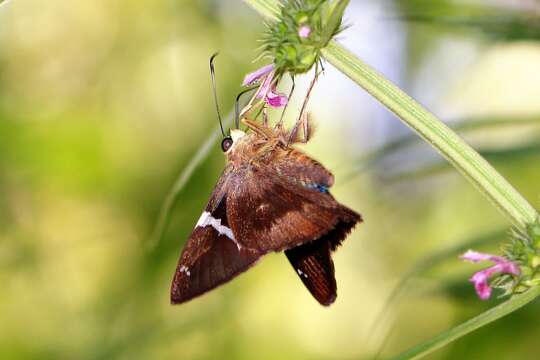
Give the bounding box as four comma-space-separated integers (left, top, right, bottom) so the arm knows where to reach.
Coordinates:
285, 239, 336, 306
285, 215, 359, 306
170, 169, 262, 304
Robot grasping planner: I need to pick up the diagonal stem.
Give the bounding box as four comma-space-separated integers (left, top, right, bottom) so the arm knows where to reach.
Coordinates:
321, 41, 537, 229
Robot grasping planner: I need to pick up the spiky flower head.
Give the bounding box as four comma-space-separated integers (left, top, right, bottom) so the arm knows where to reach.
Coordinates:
495, 220, 540, 295
260, 0, 349, 75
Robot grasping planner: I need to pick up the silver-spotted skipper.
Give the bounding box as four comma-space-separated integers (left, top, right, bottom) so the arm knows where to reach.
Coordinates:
171, 56, 361, 306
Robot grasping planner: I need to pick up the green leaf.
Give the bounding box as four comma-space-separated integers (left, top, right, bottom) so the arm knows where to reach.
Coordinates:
320, 0, 350, 46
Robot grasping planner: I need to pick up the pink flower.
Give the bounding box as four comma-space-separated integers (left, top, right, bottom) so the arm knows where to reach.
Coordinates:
256, 73, 288, 107
242, 64, 274, 86
298, 25, 311, 38
242, 64, 288, 108
460, 250, 521, 300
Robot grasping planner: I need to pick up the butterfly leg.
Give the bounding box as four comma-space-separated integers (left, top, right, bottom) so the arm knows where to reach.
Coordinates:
288, 111, 312, 144
287, 66, 320, 146
262, 106, 269, 127
242, 118, 274, 139
300, 112, 312, 144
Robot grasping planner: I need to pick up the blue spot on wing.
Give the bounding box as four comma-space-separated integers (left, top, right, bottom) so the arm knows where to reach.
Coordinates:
305, 183, 329, 193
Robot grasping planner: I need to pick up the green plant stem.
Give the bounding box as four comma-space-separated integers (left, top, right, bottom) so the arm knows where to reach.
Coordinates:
341, 115, 540, 185
390, 286, 540, 360
321, 41, 537, 229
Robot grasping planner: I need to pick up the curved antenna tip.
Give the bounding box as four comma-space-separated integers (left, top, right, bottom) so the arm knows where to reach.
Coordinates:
210, 52, 219, 65
209, 52, 225, 137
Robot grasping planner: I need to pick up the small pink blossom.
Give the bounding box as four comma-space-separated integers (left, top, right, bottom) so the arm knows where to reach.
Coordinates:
298, 25, 311, 38
265, 88, 288, 107
242, 64, 275, 86
242, 64, 288, 108
460, 250, 520, 300
255, 73, 287, 107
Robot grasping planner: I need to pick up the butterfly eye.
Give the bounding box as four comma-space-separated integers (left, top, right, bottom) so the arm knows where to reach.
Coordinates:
221, 137, 233, 152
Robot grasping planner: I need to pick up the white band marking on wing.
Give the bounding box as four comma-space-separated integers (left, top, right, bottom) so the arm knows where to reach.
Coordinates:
195, 211, 242, 250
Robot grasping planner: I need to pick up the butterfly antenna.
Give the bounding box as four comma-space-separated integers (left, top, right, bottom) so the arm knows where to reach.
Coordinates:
210, 52, 226, 137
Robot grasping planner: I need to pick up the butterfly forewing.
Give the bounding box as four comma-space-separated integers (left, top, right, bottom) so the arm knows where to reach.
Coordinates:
170, 176, 262, 304
227, 167, 344, 253
171, 226, 260, 304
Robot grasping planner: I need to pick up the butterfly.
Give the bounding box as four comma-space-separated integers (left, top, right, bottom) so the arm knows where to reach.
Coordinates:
170, 111, 362, 306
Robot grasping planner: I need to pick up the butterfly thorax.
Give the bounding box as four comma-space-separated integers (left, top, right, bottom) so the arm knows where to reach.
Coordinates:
226, 129, 286, 167
225, 127, 334, 192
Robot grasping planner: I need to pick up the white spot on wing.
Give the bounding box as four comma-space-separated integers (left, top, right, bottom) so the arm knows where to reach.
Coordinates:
297, 269, 308, 278
195, 211, 242, 250
179, 265, 191, 277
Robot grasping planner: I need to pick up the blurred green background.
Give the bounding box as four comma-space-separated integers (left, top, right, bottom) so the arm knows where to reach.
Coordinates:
1, 0, 540, 359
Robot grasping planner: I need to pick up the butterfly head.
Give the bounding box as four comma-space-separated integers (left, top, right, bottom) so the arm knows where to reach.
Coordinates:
221, 129, 247, 154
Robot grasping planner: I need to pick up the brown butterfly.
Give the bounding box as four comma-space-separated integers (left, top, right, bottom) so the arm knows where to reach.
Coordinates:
171, 109, 362, 306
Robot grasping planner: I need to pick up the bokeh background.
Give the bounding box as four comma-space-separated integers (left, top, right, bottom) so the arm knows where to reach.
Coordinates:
1, 0, 540, 359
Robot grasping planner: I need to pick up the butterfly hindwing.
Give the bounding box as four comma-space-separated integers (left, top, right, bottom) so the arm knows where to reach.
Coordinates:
285, 212, 360, 305
285, 239, 337, 306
